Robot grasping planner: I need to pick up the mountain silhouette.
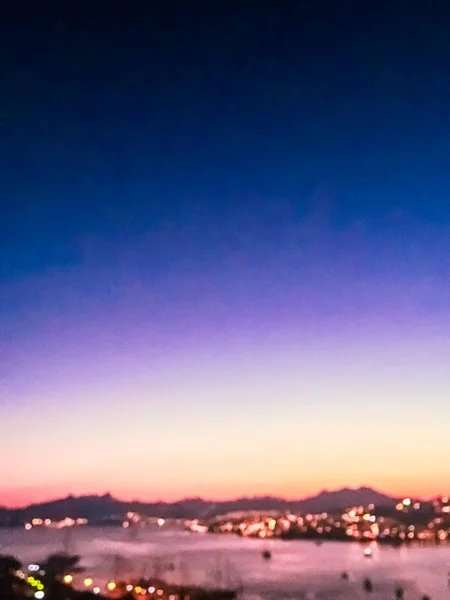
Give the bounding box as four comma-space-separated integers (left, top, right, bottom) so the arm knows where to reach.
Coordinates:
296, 486, 396, 513
0, 487, 397, 525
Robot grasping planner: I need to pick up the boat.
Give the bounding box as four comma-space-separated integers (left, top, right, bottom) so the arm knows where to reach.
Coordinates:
363, 548, 372, 558
363, 577, 373, 592
262, 550, 271, 560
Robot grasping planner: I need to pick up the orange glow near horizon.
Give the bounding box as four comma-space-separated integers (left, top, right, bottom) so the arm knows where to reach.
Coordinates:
1, 478, 448, 509
3, 334, 450, 511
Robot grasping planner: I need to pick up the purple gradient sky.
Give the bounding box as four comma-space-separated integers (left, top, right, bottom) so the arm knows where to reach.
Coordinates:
3, 3, 450, 506
2, 214, 450, 506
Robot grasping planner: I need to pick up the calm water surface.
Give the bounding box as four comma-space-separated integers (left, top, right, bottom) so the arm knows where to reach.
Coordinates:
1, 525, 449, 600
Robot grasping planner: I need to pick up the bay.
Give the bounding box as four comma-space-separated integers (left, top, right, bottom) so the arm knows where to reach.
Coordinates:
1, 524, 449, 599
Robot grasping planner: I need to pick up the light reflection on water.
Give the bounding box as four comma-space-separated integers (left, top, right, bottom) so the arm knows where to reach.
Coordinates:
1, 526, 450, 599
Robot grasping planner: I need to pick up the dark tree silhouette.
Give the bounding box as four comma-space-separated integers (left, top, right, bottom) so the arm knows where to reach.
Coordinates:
0, 555, 22, 599
41, 553, 85, 600
42, 553, 85, 578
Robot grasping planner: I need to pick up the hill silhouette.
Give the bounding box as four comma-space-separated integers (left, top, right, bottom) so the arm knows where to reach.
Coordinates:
0, 487, 397, 525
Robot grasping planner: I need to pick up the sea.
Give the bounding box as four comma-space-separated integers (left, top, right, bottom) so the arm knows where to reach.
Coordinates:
1, 523, 449, 600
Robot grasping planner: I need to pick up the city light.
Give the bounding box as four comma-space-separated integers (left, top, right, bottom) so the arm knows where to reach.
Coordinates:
107, 582, 117, 591
63, 574, 73, 584
93, 587, 100, 594
186, 497, 450, 546
84, 578, 93, 587
24, 516, 88, 529
34, 592, 45, 599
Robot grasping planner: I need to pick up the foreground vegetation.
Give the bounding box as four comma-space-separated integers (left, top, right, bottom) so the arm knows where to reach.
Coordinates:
0, 553, 237, 600
0, 553, 118, 600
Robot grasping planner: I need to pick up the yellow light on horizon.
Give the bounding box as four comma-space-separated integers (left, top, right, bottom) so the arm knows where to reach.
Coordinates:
84, 578, 93, 587
107, 582, 116, 591
63, 575, 73, 584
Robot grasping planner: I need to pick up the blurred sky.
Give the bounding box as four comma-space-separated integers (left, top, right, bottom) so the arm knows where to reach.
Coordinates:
1, 1, 450, 506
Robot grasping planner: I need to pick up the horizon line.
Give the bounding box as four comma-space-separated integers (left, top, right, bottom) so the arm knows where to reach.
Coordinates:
1, 485, 434, 511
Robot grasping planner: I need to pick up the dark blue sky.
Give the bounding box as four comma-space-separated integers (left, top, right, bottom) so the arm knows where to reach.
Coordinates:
2, 1, 450, 281
2, 1, 450, 503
